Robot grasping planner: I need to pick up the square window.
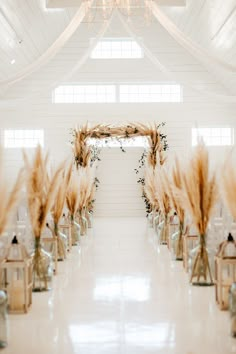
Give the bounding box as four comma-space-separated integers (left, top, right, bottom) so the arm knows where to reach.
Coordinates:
192, 128, 233, 146
90, 38, 143, 59
4, 130, 44, 148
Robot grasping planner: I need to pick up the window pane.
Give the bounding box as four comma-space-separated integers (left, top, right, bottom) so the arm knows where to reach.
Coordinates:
53, 85, 116, 103
192, 128, 233, 146
88, 136, 149, 148
4, 130, 44, 148
91, 38, 143, 59
119, 84, 182, 103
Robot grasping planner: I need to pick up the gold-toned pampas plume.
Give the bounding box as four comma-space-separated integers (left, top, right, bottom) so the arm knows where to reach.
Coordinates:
166, 157, 185, 225
66, 172, 80, 220
24, 146, 64, 239
0, 150, 24, 235
73, 123, 92, 169
73, 122, 167, 169
221, 155, 236, 220
51, 162, 73, 228
144, 165, 159, 212
153, 166, 171, 244
133, 123, 166, 168
78, 167, 95, 212
181, 144, 218, 238
180, 143, 218, 284
87, 181, 96, 212
163, 158, 185, 259
155, 167, 171, 218
73, 123, 112, 169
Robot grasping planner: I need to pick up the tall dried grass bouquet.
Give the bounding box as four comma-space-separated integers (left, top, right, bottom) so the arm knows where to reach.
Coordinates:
24, 146, 63, 243
221, 154, 236, 222
180, 143, 218, 284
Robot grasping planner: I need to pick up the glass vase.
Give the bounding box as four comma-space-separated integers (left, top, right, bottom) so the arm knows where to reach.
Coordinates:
32, 238, 53, 292
54, 224, 67, 261
0, 291, 7, 348
85, 210, 93, 228
158, 215, 169, 245
147, 211, 153, 228
71, 219, 80, 245
171, 222, 184, 260
77, 211, 88, 236
188, 235, 214, 286
153, 213, 160, 233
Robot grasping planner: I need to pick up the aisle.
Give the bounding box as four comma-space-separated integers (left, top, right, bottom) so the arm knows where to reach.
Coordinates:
5, 218, 236, 354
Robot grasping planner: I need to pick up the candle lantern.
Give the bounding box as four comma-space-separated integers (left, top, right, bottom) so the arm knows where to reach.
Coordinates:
215, 233, 236, 310
0, 236, 33, 313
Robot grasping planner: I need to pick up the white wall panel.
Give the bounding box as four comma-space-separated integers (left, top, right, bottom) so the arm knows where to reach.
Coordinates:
0, 7, 235, 216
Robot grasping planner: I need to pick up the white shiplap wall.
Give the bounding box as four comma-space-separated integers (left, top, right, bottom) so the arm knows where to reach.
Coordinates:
0, 13, 236, 216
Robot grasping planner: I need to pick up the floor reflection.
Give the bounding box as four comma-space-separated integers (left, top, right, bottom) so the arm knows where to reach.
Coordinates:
69, 322, 120, 344
124, 323, 175, 348
94, 276, 150, 302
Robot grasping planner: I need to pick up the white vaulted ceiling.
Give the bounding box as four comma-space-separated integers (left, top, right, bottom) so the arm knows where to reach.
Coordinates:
0, 0, 77, 80
0, 0, 235, 97
162, 0, 236, 66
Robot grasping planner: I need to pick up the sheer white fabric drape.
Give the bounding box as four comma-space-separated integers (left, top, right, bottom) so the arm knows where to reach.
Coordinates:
0, 14, 113, 105
1, 6, 236, 104
0, 2, 92, 88
117, 11, 236, 102
147, 1, 236, 73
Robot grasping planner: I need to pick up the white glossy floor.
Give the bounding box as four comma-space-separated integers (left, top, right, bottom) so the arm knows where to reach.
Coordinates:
4, 218, 236, 354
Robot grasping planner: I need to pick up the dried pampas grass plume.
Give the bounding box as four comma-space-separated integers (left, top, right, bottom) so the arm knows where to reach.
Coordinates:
73, 122, 167, 169
154, 166, 171, 217
221, 154, 236, 219
180, 143, 218, 236
163, 157, 185, 224
24, 146, 64, 239
144, 166, 159, 211
66, 172, 80, 219
78, 167, 95, 211
52, 162, 73, 226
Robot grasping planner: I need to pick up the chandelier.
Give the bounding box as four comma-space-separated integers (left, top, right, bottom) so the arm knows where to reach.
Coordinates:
83, 0, 151, 21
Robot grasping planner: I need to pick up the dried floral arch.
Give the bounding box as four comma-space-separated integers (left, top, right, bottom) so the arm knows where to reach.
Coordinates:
72, 122, 168, 169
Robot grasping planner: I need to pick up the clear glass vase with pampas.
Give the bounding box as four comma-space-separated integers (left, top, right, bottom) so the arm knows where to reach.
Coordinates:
76, 167, 95, 236
221, 155, 236, 236
155, 167, 171, 245
50, 163, 72, 261
164, 158, 185, 260
180, 143, 217, 285
66, 173, 81, 245
24, 147, 63, 291
144, 166, 160, 228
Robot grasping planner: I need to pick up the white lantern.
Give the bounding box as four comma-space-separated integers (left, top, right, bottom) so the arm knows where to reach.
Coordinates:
0, 236, 33, 313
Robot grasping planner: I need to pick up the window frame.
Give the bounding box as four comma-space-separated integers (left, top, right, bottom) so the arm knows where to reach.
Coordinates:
191, 127, 234, 146
53, 83, 182, 104
53, 84, 117, 104
90, 38, 144, 59
3, 129, 44, 148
